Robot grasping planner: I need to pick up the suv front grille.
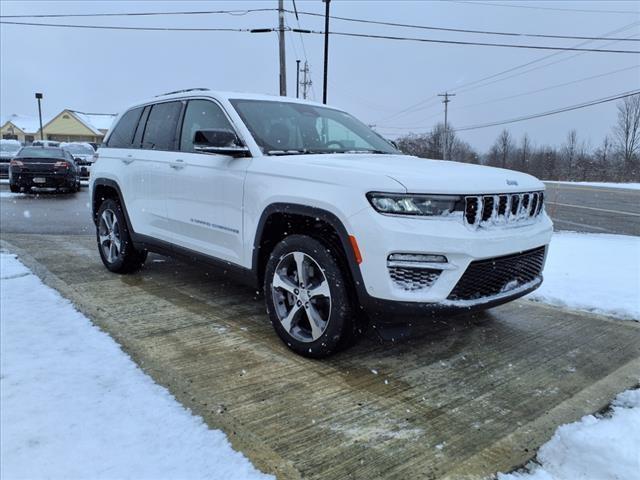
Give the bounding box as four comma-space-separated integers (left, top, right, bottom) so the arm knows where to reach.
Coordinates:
389, 266, 440, 291
465, 191, 544, 227
447, 246, 546, 301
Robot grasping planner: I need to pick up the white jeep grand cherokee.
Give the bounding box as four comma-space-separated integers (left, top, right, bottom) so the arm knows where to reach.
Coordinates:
90, 88, 552, 357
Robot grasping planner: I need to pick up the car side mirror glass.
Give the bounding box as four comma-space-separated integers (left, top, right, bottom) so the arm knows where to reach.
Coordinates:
194, 128, 237, 147
193, 129, 250, 157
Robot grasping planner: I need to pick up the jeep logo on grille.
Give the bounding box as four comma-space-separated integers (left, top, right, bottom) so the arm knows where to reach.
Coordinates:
506, 179, 519, 186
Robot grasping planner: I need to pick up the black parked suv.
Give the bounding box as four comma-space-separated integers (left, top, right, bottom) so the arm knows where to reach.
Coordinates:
9, 146, 81, 193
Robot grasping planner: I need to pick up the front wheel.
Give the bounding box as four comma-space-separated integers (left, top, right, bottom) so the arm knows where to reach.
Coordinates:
96, 199, 147, 273
264, 234, 355, 358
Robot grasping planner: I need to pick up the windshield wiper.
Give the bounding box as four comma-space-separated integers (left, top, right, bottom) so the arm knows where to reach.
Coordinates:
266, 149, 311, 156
340, 149, 389, 154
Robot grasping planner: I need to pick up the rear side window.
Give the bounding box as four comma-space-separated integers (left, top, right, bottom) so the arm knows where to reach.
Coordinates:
179, 100, 235, 152
142, 102, 182, 151
107, 107, 143, 148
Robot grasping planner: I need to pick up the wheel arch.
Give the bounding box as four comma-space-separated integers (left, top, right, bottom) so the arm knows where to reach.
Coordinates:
252, 203, 366, 301
91, 178, 134, 233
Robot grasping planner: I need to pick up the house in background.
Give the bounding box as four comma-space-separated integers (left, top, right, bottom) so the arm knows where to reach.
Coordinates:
0, 114, 41, 143
1, 109, 116, 144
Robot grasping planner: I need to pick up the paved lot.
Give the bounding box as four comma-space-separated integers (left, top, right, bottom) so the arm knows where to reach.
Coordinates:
544, 182, 640, 236
1, 182, 638, 478
2, 233, 638, 480
1, 183, 638, 236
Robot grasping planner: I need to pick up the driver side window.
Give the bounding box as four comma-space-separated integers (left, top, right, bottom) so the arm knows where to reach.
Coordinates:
180, 100, 235, 152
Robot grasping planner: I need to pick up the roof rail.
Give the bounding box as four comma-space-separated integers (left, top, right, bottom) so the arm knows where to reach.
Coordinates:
155, 88, 210, 97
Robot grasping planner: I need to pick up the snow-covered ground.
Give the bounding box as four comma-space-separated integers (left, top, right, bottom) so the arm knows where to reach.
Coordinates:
0, 252, 272, 480
527, 231, 640, 321
544, 181, 640, 190
497, 389, 640, 480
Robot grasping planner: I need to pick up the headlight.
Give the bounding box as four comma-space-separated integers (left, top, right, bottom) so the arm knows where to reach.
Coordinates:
367, 192, 463, 216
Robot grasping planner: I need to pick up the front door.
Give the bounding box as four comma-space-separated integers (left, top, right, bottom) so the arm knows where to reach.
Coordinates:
165, 99, 250, 265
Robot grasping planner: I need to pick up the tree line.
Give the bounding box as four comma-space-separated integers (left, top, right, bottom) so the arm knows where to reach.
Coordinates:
394, 95, 640, 182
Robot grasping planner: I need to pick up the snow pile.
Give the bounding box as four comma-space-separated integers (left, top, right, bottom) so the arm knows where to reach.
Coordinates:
544, 181, 640, 190
498, 389, 640, 480
0, 252, 272, 480
528, 232, 640, 320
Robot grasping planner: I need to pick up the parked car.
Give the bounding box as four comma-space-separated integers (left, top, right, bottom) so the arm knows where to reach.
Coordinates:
31, 140, 61, 147
10, 146, 81, 193
90, 89, 552, 358
0, 139, 22, 178
61, 142, 97, 179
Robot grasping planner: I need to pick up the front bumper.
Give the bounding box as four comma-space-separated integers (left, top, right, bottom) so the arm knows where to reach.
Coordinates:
347, 207, 553, 313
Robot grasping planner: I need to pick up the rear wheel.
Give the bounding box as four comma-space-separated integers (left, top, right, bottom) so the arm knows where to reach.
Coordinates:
9, 183, 20, 193
264, 234, 355, 358
96, 198, 147, 273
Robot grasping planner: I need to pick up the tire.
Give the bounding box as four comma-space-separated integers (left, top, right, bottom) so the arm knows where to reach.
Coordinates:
264, 234, 355, 358
9, 183, 20, 193
95, 198, 147, 273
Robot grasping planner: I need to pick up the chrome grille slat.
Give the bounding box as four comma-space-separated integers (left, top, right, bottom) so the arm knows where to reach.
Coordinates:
465, 191, 544, 228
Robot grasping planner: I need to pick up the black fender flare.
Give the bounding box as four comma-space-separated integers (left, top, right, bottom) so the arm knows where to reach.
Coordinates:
252, 203, 367, 301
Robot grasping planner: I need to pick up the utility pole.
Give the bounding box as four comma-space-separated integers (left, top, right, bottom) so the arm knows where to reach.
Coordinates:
278, 0, 287, 96
322, 0, 330, 104
35, 92, 44, 141
438, 92, 455, 160
296, 60, 301, 98
301, 61, 312, 99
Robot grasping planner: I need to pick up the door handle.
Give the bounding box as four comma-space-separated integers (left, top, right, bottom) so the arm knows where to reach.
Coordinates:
170, 159, 185, 170
120, 154, 134, 165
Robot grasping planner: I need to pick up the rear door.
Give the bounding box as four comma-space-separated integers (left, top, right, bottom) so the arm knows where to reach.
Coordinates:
126, 101, 183, 241
165, 98, 250, 264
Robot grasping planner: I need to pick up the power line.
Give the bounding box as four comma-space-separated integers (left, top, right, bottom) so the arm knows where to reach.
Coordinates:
296, 29, 640, 54
453, 90, 640, 132
289, 9, 640, 42
5, 7, 637, 43
376, 65, 640, 130
0, 20, 254, 32
451, 1, 640, 15
373, 21, 639, 123
7, 20, 635, 54
452, 65, 640, 110
0, 8, 277, 18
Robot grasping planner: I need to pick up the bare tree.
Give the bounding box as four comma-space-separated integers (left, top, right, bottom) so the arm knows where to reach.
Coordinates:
614, 95, 640, 177
497, 129, 513, 168
519, 134, 531, 172
562, 130, 578, 179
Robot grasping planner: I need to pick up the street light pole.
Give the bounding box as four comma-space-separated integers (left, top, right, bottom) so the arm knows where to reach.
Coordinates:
322, 0, 330, 104
35, 92, 44, 141
278, 0, 287, 96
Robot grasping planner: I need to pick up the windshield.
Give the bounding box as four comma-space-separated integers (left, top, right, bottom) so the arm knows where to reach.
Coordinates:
17, 147, 65, 159
62, 144, 94, 155
0, 143, 21, 153
229, 99, 399, 155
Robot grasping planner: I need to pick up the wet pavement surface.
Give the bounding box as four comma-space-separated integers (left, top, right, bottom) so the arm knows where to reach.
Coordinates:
2, 233, 638, 480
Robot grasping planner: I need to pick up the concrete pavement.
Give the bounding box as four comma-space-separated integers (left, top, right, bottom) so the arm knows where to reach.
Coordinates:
2, 233, 638, 480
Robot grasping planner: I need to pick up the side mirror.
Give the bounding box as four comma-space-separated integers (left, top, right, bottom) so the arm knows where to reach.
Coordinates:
193, 129, 250, 157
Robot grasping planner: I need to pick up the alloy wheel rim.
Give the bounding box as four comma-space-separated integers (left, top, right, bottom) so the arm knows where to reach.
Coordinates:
98, 209, 122, 263
272, 251, 332, 343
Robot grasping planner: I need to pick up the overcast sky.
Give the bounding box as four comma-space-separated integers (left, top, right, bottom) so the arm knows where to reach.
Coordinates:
1, 0, 638, 150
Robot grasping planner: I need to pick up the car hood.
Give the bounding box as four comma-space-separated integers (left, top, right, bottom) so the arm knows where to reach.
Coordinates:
299, 154, 544, 194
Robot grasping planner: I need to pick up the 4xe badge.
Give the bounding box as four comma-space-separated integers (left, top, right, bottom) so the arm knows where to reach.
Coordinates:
506, 179, 519, 186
